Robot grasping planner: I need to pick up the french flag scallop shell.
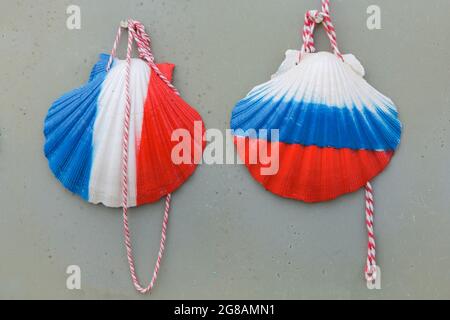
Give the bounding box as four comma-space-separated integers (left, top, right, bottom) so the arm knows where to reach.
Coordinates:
44, 54, 205, 208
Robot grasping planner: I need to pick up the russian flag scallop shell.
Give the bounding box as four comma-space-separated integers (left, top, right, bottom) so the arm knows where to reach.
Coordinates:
44, 53, 205, 208
231, 50, 402, 202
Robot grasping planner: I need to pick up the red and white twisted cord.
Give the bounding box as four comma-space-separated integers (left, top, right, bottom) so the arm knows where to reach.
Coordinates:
300, 0, 343, 60
107, 25, 123, 71
127, 19, 180, 96
365, 182, 377, 282
109, 20, 172, 294
300, 1, 378, 282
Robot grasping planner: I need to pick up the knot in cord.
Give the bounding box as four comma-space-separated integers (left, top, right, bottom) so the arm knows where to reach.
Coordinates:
306, 10, 327, 24
126, 19, 155, 64
300, 0, 343, 60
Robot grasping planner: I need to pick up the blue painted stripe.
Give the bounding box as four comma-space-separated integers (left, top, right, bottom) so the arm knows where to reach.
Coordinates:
44, 54, 110, 200
89, 53, 111, 81
231, 97, 402, 151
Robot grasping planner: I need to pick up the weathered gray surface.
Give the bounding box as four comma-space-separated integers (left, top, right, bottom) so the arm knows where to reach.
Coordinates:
1, 0, 449, 299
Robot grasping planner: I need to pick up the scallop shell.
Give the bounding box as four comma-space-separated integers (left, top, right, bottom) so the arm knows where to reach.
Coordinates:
44, 54, 205, 208
231, 51, 402, 202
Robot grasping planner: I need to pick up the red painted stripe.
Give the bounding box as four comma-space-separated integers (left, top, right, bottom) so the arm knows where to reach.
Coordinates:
156, 63, 175, 83
136, 65, 205, 206
235, 137, 394, 203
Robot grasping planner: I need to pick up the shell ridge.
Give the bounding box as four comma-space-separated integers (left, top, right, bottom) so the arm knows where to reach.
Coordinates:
89, 54, 110, 82
45, 79, 104, 137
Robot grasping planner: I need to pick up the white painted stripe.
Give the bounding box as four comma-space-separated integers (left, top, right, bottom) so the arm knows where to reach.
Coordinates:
252, 51, 396, 112
89, 58, 151, 208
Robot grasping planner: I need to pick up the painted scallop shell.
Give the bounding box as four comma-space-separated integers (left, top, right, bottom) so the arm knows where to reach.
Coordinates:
231, 50, 402, 202
44, 53, 205, 208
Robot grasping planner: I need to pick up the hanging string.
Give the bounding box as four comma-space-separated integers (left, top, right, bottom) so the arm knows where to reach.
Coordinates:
106, 24, 123, 71
300, 0, 343, 61
108, 20, 173, 294
300, 1, 378, 283
107, 20, 179, 95
365, 182, 377, 282
128, 20, 180, 96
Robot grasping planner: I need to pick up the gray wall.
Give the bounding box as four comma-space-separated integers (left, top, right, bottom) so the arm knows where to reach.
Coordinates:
1, 0, 449, 299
